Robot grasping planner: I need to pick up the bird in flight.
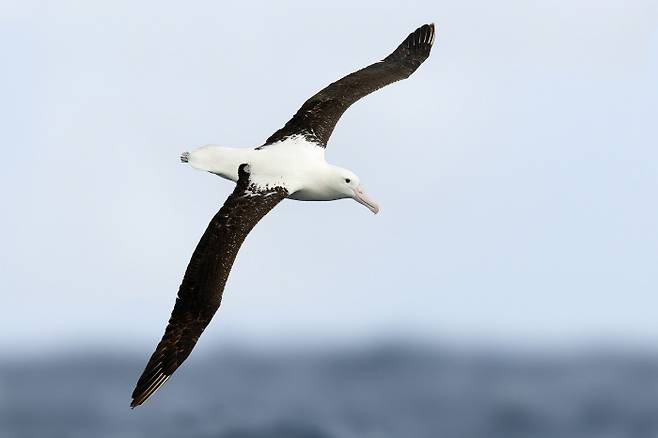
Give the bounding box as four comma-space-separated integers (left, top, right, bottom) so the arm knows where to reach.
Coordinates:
131, 23, 436, 408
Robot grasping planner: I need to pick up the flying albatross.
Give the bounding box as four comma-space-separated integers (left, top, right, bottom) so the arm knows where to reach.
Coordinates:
131, 23, 435, 407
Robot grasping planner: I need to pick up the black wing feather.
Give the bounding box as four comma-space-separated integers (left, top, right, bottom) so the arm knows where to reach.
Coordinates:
130, 165, 287, 408
262, 23, 436, 147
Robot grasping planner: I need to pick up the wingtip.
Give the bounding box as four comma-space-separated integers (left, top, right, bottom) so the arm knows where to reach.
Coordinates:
420, 23, 436, 47
130, 395, 142, 409
129, 397, 145, 409
130, 370, 171, 409
428, 23, 436, 46
130, 396, 144, 409
404, 23, 437, 49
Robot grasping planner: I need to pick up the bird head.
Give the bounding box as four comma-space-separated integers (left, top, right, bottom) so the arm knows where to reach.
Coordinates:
331, 168, 380, 214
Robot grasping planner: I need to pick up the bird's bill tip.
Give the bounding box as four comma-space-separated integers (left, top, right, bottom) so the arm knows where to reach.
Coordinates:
353, 186, 380, 214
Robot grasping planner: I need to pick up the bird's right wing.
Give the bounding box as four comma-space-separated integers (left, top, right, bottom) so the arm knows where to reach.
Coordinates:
130, 164, 287, 408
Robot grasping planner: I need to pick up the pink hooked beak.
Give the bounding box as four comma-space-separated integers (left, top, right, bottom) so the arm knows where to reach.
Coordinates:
352, 185, 380, 214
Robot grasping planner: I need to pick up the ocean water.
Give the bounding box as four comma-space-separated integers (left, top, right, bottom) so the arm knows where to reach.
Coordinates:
1, 344, 657, 438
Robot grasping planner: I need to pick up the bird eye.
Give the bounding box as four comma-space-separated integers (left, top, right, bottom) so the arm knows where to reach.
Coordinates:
345, 178, 351, 183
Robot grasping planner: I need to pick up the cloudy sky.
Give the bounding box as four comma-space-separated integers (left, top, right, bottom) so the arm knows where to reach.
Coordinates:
1, 0, 657, 355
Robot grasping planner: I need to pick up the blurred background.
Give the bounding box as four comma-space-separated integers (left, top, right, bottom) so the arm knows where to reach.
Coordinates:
1, 0, 657, 437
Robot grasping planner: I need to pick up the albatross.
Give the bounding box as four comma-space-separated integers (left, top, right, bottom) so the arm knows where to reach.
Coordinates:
131, 23, 436, 408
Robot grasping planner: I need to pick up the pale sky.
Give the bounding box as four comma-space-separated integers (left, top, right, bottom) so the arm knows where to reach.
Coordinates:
1, 0, 657, 354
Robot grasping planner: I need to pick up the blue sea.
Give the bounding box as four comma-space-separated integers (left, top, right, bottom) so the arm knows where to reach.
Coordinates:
1, 343, 657, 438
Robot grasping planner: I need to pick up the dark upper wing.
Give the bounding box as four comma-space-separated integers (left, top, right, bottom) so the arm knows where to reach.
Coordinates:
130, 164, 287, 408
262, 23, 435, 148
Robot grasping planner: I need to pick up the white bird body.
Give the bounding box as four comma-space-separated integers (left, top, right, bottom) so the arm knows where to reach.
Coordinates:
185, 136, 367, 204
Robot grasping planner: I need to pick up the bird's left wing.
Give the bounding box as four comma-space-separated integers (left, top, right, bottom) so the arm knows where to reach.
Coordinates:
261, 23, 435, 148
130, 164, 287, 408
